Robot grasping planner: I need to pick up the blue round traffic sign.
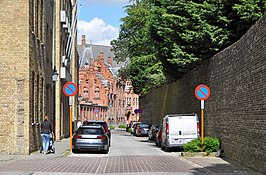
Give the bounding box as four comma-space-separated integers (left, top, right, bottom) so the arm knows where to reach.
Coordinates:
63, 82, 78, 97
94, 108, 100, 114
195, 84, 210, 100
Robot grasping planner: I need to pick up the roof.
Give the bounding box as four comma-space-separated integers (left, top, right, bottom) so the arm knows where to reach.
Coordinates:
77, 44, 125, 68
109, 67, 120, 79
96, 74, 108, 87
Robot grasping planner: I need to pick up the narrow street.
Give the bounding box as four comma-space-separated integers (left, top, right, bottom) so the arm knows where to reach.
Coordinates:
0, 129, 262, 175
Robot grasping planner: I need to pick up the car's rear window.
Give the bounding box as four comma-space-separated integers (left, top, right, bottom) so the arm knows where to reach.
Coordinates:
83, 121, 108, 129
77, 128, 103, 135
139, 124, 151, 128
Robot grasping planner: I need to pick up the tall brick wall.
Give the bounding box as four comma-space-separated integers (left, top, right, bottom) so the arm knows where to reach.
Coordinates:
0, 0, 54, 154
0, 0, 30, 154
140, 15, 266, 174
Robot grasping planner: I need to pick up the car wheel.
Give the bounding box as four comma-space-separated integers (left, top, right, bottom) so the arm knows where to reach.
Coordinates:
165, 146, 170, 152
161, 144, 165, 150
52, 146, 55, 154
72, 149, 79, 153
103, 146, 109, 154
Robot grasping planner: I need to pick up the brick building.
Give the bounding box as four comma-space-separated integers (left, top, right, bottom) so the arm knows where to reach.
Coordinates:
0, 0, 78, 154
77, 35, 139, 125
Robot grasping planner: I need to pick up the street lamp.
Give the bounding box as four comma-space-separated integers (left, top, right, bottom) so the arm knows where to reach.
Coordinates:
78, 94, 82, 102
52, 69, 59, 82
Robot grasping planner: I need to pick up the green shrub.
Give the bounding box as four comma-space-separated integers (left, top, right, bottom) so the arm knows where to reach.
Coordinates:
109, 125, 115, 130
183, 137, 220, 153
118, 124, 127, 128
183, 139, 202, 152
204, 137, 220, 153
128, 128, 132, 133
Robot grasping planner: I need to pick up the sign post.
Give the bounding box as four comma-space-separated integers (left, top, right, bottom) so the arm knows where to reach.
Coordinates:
63, 82, 78, 154
195, 84, 210, 151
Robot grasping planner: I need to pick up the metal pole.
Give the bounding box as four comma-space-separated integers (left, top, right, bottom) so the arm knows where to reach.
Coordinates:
70, 104, 73, 153
201, 108, 204, 151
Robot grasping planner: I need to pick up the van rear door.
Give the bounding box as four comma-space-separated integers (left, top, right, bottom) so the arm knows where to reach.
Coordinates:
168, 115, 198, 146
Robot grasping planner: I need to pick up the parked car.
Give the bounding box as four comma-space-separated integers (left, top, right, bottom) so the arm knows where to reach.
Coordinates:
155, 124, 163, 147
131, 122, 139, 135
148, 124, 159, 141
135, 123, 152, 137
161, 114, 199, 152
72, 125, 109, 154
83, 120, 111, 146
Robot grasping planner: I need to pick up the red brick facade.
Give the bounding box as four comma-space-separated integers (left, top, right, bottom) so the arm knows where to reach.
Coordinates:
78, 43, 139, 125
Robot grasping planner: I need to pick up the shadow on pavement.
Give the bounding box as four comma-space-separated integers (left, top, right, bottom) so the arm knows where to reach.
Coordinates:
190, 161, 263, 175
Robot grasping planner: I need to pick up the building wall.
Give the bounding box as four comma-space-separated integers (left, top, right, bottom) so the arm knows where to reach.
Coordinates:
140, 15, 266, 174
28, 0, 55, 154
0, 0, 30, 154
0, 0, 55, 154
78, 46, 139, 125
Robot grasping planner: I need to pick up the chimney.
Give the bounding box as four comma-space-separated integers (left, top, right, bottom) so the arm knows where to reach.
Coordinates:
107, 57, 112, 66
82, 35, 86, 45
89, 58, 94, 71
99, 52, 104, 63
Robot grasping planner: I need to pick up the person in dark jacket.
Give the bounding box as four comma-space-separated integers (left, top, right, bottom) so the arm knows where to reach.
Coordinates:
41, 115, 53, 154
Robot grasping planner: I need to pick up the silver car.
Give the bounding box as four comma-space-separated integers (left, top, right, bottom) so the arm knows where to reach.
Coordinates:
72, 125, 109, 154
135, 123, 151, 137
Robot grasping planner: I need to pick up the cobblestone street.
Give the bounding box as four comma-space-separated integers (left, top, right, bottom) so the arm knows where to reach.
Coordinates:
0, 129, 262, 175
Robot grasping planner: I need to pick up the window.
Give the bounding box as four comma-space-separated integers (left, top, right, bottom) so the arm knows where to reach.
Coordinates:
95, 87, 100, 98
83, 87, 88, 99
31, 71, 35, 124
36, 75, 39, 124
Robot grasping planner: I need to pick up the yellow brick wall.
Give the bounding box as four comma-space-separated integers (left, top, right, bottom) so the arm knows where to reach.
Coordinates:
0, 0, 54, 154
0, 0, 29, 154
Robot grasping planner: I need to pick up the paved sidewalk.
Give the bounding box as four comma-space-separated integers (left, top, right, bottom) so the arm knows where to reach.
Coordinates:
0, 138, 70, 162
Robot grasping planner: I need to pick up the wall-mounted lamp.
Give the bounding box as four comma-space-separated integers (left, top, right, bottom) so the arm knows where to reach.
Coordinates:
78, 94, 82, 102
52, 69, 59, 82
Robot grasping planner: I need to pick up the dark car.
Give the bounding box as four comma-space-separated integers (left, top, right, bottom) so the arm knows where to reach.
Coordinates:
155, 124, 163, 147
135, 123, 152, 137
148, 124, 159, 141
72, 125, 109, 154
83, 120, 111, 142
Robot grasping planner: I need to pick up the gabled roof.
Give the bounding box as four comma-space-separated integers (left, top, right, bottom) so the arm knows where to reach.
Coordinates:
109, 67, 120, 79
77, 44, 124, 68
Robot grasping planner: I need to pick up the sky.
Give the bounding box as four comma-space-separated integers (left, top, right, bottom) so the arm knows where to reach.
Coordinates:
77, 0, 130, 46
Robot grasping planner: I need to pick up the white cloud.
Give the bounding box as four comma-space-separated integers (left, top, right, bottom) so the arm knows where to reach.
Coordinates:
77, 18, 119, 46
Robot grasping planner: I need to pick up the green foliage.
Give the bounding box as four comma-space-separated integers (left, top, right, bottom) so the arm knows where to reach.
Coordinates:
183, 138, 202, 152
128, 55, 167, 95
204, 137, 220, 153
128, 128, 132, 133
112, 0, 265, 94
118, 124, 127, 128
109, 125, 115, 130
183, 137, 220, 153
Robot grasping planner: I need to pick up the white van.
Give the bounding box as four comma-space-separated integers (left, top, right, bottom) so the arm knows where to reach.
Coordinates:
161, 114, 199, 151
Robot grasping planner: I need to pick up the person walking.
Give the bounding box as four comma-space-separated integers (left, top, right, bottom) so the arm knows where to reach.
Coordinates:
41, 115, 53, 154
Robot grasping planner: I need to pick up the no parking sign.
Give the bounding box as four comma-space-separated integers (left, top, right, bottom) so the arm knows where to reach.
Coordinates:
63, 82, 78, 97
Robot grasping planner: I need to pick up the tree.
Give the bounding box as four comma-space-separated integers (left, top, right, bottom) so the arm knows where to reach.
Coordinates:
112, 0, 265, 94
111, 0, 167, 95
149, 0, 265, 80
